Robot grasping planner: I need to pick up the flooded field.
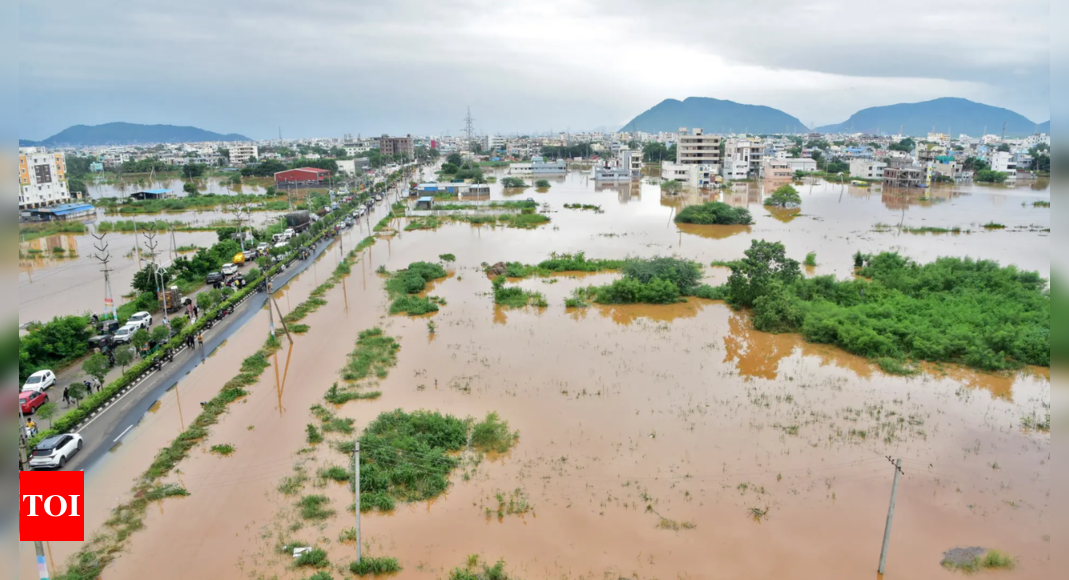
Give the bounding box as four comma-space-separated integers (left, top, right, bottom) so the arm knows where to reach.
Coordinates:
20, 172, 1050, 579
84, 175, 275, 200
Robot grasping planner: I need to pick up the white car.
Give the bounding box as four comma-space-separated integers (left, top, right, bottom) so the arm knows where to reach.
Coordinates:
128, 311, 152, 329
222, 263, 239, 276
29, 433, 84, 470
21, 370, 56, 393
256, 242, 269, 255
112, 324, 140, 344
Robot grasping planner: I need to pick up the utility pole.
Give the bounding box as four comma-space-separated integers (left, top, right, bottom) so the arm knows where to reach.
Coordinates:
34, 540, 50, 580
354, 441, 361, 564
91, 230, 116, 320
143, 232, 168, 322
878, 457, 904, 575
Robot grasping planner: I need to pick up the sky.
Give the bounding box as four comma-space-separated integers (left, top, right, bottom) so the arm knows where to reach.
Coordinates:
19, 0, 1050, 140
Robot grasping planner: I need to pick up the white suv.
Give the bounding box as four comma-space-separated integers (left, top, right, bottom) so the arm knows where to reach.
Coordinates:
222, 263, 239, 276
112, 324, 140, 344
29, 434, 84, 470
128, 311, 152, 329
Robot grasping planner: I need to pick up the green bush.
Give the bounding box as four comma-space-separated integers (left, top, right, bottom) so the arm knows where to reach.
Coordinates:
675, 202, 753, 225
764, 184, 802, 207
592, 277, 680, 304
349, 557, 402, 576
471, 412, 517, 453
501, 177, 527, 188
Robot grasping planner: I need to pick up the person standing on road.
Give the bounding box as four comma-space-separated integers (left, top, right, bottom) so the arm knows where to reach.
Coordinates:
194, 305, 199, 319
63, 386, 70, 406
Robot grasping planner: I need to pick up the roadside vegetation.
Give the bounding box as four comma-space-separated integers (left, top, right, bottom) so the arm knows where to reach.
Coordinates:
708, 239, 1049, 373
763, 184, 802, 207
674, 202, 754, 225
385, 261, 447, 315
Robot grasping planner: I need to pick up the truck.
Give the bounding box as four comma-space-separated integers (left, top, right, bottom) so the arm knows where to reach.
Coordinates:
285, 211, 311, 234
158, 285, 184, 313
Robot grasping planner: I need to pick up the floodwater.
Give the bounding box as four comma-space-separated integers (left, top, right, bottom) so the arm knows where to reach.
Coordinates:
18, 208, 287, 326
84, 175, 274, 200
20, 173, 1049, 579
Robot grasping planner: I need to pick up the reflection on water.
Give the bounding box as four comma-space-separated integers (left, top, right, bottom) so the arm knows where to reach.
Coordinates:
765, 207, 802, 223
593, 298, 711, 326
675, 223, 752, 240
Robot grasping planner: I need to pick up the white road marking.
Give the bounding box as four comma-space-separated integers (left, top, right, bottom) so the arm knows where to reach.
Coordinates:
114, 425, 134, 442
75, 368, 158, 433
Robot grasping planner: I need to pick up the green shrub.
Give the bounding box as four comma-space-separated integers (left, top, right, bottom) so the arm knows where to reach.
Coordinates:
804, 252, 817, 267
297, 495, 335, 521
675, 202, 753, 225
293, 547, 330, 568
349, 557, 402, 576
763, 184, 802, 207
535, 179, 551, 188
501, 177, 527, 188
342, 328, 400, 382
471, 412, 517, 453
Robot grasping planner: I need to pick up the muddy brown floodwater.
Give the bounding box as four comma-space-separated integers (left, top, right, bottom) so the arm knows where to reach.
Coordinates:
22, 174, 1049, 580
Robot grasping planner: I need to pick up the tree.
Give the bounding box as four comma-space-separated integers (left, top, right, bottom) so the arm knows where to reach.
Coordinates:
197, 291, 218, 312
182, 163, 208, 179
131, 328, 151, 355
963, 157, 991, 172
975, 170, 1009, 184
501, 177, 527, 188
997, 143, 1011, 152
82, 353, 110, 386
113, 345, 135, 372
151, 325, 172, 345
888, 138, 915, 153
725, 240, 802, 309
763, 185, 802, 207
36, 402, 58, 427
68, 382, 88, 406
439, 163, 459, 174
183, 182, 199, 196
660, 180, 682, 195
642, 142, 671, 163
446, 152, 463, 167
132, 263, 171, 294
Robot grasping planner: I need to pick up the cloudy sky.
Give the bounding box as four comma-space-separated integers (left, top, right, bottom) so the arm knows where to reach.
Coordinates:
19, 0, 1049, 140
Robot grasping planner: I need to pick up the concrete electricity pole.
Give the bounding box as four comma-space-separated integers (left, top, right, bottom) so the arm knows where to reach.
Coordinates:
354, 440, 361, 564
878, 457, 904, 575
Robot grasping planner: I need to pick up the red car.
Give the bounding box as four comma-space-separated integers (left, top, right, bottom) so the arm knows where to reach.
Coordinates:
19, 390, 48, 415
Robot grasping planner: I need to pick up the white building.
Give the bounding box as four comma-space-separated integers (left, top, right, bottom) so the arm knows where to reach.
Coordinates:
618, 149, 643, 177
849, 159, 887, 180
722, 137, 764, 180
229, 144, 258, 165
19, 147, 71, 210
782, 158, 818, 173
676, 128, 722, 170
661, 162, 717, 188
989, 151, 1017, 179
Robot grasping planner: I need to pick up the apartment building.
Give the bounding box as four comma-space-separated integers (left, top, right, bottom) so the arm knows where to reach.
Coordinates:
19, 147, 71, 210
229, 144, 259, 165
379, 135, 414, 157
676, 128, 722, 169
721, 137, 763, 180
989, 151, 1017, 179
661, 162, 717, 188
849, 159, 887, 180
761, 159, 794, 180
619, 149, 643, 177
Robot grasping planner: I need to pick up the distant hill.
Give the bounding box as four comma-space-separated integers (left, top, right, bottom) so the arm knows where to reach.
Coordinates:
1039, 120, 1050, 134
622, 97, 807, 134
23, 122, 250, 146
814, 98, 1040, 137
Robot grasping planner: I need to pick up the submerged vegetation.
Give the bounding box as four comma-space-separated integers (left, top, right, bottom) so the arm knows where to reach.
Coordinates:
470, 412, 518, 453
487, 252, 624, 278
492, 276, 547, 308
342, 328, 400, 382
385, 261, 447, 315
713, 239, 1049, 372
675, 202, 754, 225
941, 548, 1016, 573
763, 184, 802, 207
580, 256, 704, 305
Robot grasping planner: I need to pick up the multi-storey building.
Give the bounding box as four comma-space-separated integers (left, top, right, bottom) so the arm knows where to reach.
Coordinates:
722, 137, 763, 179
676, 128, 722, 169
988, 151, 1017, 179
379, 135, 414, 157
849, 159, 887, 180
19, 148, 71, 210
229, 144, 259, 165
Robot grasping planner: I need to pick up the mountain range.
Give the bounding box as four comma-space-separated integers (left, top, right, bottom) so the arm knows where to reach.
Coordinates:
621, 97, 806, 135
813, 98, 1044, 137
19, 122, 250, 147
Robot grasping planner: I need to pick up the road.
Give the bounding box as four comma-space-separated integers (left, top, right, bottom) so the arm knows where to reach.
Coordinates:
41, 224, 346, 475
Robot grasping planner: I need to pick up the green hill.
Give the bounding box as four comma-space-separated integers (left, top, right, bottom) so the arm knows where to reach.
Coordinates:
24, 122, 250, 146
814, 98, 1040, 137
622, 97, 806, 134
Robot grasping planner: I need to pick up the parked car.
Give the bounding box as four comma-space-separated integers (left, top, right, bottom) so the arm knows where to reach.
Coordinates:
21, 370, 56, 393
19, 390, 49, 415
128, 311, 152, 329
205, 271, 225, 285
284, 228, 296, 239
112, 324, 140, 345
243, 249, 258, 261
28, 434, 84, 470
221, 263, 239, 276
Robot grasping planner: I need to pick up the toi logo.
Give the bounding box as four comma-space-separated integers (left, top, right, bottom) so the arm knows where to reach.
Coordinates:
20, 471, 84, 541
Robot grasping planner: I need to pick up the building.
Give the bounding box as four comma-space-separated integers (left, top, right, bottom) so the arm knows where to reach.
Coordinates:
379, 135, 414, 158
762, 159, 794, 180
849, 159, 887, 180
229, 144, 259, 165
531, 157, 566, 175
676, 128, 722, 169
782, 158, 818, 173
618, 149, 643, 178
930, 156, 966, 182
661, 162, 717, 188
19, 148, 71, 210
28, 202, 96, 222
721, 158, 750, 181
883, 166, 926, 188
722, 138, 763, 179
989, 151, 1017, 179
274, 167, 332, 186
130, 189, 171, 200
89, 162, 104, 173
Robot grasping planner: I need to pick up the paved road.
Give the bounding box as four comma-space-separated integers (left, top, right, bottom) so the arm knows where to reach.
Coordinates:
44, 229, 344, 475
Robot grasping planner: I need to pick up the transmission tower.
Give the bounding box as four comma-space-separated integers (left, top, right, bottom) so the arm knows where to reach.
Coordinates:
92, 230, 116, 320
463, 107, 476, 152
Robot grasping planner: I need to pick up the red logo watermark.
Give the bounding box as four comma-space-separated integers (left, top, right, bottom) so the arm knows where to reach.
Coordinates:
20, 471, 84, 541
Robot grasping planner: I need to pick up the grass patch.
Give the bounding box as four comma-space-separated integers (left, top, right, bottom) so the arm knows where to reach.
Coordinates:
297, 495, 335, 521
209, 444, 235, 456
1020, 412, 1050, 432
501, 177, 528, 188
489, 488, 531, 518
941, 548, 1016, 573
471, 412, 518, 453
317, 465, 350, 482
357, 409, 469, 512
710, 239, 1050, 372
804, 252, 817, 267
490, 252, 624, 278
1033, 200, 1050, 207
385, 262, 447, 315
492, 276, 547, 308
342, 328, 400, 382
303, 572, 334, 580
325, 382, 382, 404
982, 222, 1006, 229
657, 517, 697, 531
307, 424, 324, 444
564, 288, 589, 308
675, 202, 753, 225
389, 295, 439, 315
142, 484, 189, 502
535, 179, 551, 188
294, 547, 330, 568
563, 203, 601, 211
349, 557, 402, 576
279, 471, 309, 495
405, 216, 442, 231
19, 221, 88, 241
447, 558, 514, 580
